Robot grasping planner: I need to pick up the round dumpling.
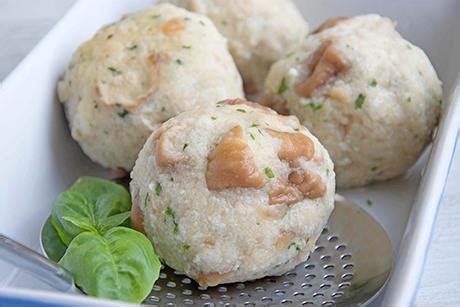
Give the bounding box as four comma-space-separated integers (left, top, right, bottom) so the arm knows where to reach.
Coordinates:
263, 15, 442, 188
57, 4, 243, 171
130, 98, 335, 287
165, 0, 309, 96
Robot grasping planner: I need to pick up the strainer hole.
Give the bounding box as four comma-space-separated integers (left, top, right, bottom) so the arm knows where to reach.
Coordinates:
286, 271, 297, 278
197, 286, 207, 291
302, 301, 314, 305
322, 228, 329, 234
320, 283, 331, 290
343, 263, 354, 270
240, 292, 250, 298
165, 293, 176, 299
218, 286, 227, 293
265, 279, 277, 284
305, 274, 316, 281
305, 264, 315, 270
301, 283, 313, 289
173, 270, 184, 275
338, 282, 351, 289
323, 274, 335, 281
182, 289, 192, 295
183, 299, 194, 305
236, 283, 246, 289
320, 255, 331, 262
220, 294, 230, 300
261, 297, 273, 302
313, 292, 324, 298
341, 254, 352, 261
181, 278, 192, 284
294, 292, 305, 297
336, 244, 346, 251
203, 303, 213, 307
282, 281, 294, 288
342, 273, 354, 281
148, 295, 160, 303
322, 301, 335, 306
152, 285, 161, 291
166, 281, 176, 288
255, 286, 266, 292
166, 303, 176, 307
323, 264, 335, 270
200, 294, 211, 300
328, 235, 338, 242
332, 292, 344, 298
314, 246, 325, 253
275, 289, 286, 296
244, 302, 255, 307
281, 299, 293, 304
159, 272, 167, 279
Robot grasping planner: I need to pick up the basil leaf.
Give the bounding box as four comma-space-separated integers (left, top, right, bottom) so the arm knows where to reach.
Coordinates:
41, 216, 67, 262
51, 177, 131, 244
59, 227, 160, 303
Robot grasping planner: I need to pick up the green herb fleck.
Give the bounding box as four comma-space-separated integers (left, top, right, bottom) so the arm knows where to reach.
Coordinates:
151, 14, 161, 18
326, 168, 330, 176
221, 20, 228, 26
170, 177, 174, 182
155, 183, 162, 196
366, 199, 373, 207
106, 34, 113, 39
249, 133, 255, 140
211, 116, 217, 121
288, 242, 301, 251
371, 166, 379, 172
277, 77, 289, 95
370, 79, 378, 87
182, 143, 188, 151
406, 44, 412, 50
182, 45, 191, 49
127, 45, 137, 51
355, 94, 366, 109
117, 109, 129, 118
264, 167, 275, 179
182, 244, 190, 252
306, 103, 322, 111
176, 59, 183, 65
161, 106, 166, 112
294, 128, 300, 132
251, 123, 259, 127
108, 67, 122, 75
236, 108, 246, 113
439, 99, 443, 105
165, 207, 179, 235
406, 97, 412, 103
144, 193, 150, 206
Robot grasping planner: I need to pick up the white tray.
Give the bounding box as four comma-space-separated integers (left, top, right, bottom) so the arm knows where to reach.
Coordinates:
0, 0, 458, 306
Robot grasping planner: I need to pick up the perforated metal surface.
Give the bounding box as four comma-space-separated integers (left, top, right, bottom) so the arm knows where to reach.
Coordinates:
145, 227, 356, 306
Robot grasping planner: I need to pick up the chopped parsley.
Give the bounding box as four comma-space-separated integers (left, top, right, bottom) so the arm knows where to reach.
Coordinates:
306, 103, 322, 111
165, 207, 179, 235
264, 167, 275, 179
182, 143, 188, 151
182, 45, 192, 49
288, 242, 301, 251
249, 132, 256, 140
251, 123, 259, 127
117, 109, 129, 118
155, 183, 162, 196
221, 20, 228, 26
294, 128, 300, 132
127, 45, 137, 50
406, 97, 412, 103
355, 94, 366, 109
108, 66, 122, 75
326, 168, 330, 176
211, 116, 217, 120
277, 77, 289, 95
371, 166, 379, 172
161, 106, 166, 112
236, 108, 246, 113
176, 59, 183, 65
106, 34, 113, 39
439, 99, 443, 105
370, 79, 378, 87
366, 199, 373, 207
182, 244, 190, 252
144, 193, 150, 206
170, 177, 174, 182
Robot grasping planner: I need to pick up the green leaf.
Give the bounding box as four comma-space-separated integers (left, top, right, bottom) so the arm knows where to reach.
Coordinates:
59, 227, 160, 303
51, 177, 131, 245
41, 216, 67, 262
277, 77, 288, 95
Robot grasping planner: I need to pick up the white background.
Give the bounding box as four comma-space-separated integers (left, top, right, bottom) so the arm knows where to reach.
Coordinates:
0, 0, 458, 305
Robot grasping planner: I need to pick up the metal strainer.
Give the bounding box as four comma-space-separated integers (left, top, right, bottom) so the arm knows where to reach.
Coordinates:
0, 195, 392, 306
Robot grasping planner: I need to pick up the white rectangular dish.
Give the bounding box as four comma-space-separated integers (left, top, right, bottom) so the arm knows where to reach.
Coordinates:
0, 0, 458, 306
